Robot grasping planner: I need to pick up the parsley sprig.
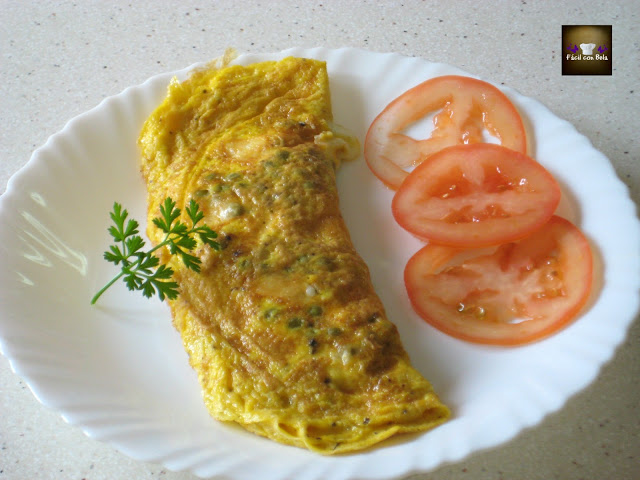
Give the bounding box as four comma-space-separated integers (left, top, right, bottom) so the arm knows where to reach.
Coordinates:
91, 197, 219, 305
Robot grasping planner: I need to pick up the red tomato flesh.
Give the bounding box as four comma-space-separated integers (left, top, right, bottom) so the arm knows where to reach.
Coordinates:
392, 143, 561, 248
404, 216, 593, 346
364, 75, 527, 190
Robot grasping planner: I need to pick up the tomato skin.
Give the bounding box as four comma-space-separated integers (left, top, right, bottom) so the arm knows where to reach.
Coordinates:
364, 75, 527, 190
404, 216, 593, 346
392, 143, 561, 248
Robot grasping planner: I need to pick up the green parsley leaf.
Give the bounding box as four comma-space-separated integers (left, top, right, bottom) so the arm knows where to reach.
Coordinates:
91, 198, 220, 305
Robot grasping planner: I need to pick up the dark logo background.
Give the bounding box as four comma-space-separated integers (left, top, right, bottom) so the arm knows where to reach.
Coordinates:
562, 25, 612, 76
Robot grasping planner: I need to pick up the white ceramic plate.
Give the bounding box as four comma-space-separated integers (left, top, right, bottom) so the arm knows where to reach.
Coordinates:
1, 47, 638, 480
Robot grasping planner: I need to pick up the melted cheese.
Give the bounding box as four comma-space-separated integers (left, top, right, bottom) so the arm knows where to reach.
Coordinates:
139, 56, 449, 454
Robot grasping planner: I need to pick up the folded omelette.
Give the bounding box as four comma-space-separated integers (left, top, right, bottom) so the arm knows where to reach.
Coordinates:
138, 55, 449, 454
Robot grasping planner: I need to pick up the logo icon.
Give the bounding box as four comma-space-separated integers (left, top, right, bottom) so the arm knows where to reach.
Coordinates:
562, 25, 612, 76
579, 43, 596, 55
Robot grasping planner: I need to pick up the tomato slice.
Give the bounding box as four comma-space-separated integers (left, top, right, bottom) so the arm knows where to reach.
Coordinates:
404, 216, 593, 346
364, 75, 527, 190
392, 143, 561, 248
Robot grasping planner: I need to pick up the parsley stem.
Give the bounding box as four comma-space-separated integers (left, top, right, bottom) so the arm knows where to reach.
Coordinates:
91, 271, 126, 305
91, 237, 170, 305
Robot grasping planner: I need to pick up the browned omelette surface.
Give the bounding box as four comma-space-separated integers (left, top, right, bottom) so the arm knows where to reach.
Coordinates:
138, 55, 449, 453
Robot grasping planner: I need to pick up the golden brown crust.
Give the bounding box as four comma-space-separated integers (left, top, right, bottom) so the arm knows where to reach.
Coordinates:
139, 56, 449, 454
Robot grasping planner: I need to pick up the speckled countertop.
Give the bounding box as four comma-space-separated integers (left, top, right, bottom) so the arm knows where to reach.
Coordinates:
1, 1, 639, 479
